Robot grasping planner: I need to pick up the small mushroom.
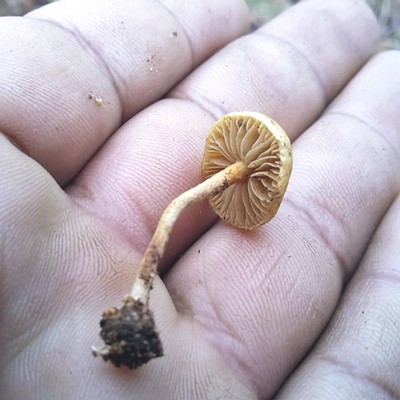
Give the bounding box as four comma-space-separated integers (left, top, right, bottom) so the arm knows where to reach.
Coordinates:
203, 112, 292, 229
92, 112, 292, 369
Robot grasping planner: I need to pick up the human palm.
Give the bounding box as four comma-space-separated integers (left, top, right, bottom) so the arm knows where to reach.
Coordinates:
1, 0, 400, 399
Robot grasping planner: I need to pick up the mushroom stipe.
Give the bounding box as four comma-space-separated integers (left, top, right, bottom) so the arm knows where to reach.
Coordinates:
92, 112, 293, 369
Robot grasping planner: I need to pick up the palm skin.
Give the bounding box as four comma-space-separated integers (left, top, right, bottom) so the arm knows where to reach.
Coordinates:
1, 1, 400, 399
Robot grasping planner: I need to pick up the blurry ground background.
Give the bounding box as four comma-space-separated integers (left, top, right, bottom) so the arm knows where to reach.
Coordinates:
0, 0, 398, 49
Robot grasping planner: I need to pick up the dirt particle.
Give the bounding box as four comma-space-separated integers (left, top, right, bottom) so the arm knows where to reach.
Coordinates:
94, 97, 104, 107
146, 43, 162, 72
88, 92, 105, 107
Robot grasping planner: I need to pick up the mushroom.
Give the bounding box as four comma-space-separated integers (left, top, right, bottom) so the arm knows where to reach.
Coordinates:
92, 111, 293, 369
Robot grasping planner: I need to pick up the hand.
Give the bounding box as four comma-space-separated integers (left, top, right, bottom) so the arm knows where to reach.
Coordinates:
1, 0, 399, 398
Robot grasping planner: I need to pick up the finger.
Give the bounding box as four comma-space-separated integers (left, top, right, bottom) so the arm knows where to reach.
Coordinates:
165, 50, 400, 398
0, 0, 249, 184
68, 0, 378, 268
169, 0, 379, 136
275, 193, 400, 399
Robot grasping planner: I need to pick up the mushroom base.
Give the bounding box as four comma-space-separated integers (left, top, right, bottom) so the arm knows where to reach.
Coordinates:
93, 296, 163, 369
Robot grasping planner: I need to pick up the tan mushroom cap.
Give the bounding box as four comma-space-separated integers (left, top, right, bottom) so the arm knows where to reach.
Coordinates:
202, 112, 292, 229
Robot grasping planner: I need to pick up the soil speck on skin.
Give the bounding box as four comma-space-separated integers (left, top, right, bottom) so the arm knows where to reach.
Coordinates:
146, 43, 162, 72
94, 97, 104, 107
88, 92, 105, 107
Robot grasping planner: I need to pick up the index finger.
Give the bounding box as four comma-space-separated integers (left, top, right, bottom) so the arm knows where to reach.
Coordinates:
0, 0, 249, 184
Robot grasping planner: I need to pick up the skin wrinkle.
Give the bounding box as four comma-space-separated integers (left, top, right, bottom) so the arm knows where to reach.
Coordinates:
239, 248, 291, 392
3, 219, 102, 369
263, 1, 379, 84
170, 88, 225, 122
2, 315, 59, 371
104, 186, 157, 257
26, 0, 198, 122
327, 111, 400, 196
364, 268, 400, 288
67, 184, 151, 258
191, 230, 289, 395
0, 17, 123, 184
252, 31, 328, 106
155, 0, 195, 70
0, 130, 29, 158
314, 353, 399, 399
197, 266, 259, 396
26, 15, 123, 120
173, 248, 229, 364
280, 108, 400, 284
283, 196, 348, 284
274, 197, 400, 399
327, 110, 398, 155
169, 32, 330, 140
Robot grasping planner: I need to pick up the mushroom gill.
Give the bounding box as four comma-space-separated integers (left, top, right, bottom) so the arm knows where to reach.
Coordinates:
202, 112, 292, 229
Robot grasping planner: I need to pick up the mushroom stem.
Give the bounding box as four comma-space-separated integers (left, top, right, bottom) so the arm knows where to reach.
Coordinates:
130, 160, 250, 303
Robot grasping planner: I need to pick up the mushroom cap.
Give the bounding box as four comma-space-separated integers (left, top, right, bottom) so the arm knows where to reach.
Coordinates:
202, 112, 292, 229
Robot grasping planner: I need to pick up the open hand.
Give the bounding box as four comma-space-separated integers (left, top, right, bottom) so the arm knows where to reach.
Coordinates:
1, 0, 399, 398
